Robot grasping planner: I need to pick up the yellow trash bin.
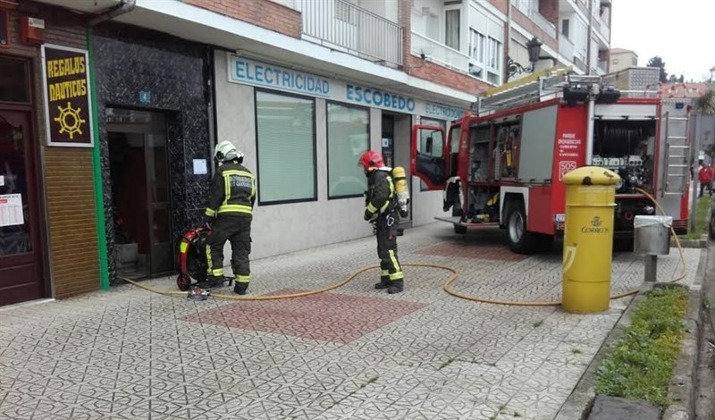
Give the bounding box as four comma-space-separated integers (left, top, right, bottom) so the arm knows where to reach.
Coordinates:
561, 166, 621, 313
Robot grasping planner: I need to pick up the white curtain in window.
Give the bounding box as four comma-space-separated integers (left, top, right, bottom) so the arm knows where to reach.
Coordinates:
327, 103, 369, 198
445, 9, 460, 50
256, 91, 316, 203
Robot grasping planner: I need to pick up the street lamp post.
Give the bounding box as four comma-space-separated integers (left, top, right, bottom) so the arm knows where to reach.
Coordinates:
505, 36, 543, 82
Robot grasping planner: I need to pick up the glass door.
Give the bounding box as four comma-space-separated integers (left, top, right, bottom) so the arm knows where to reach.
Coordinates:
107, 109, 172, 278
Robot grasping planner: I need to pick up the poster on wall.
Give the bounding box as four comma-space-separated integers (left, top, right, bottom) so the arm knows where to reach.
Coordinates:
0, 194, 24, 227
41, 44, 94, 147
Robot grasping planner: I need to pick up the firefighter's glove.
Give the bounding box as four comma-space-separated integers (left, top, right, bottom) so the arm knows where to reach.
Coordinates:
364, 211, 378, 222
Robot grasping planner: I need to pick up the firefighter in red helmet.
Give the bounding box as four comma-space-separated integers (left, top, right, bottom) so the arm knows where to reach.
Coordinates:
358, 150, 404, 294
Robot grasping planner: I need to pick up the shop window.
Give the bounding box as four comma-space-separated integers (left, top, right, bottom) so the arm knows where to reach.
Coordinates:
327, 102, 369, 199
256, 90, 316, 204
0, 57, 28, 103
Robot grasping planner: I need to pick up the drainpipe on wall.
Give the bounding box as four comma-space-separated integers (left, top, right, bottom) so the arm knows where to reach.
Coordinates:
86, 0, 136, 290
586, 0, 593, 74
505, 0, 511, 84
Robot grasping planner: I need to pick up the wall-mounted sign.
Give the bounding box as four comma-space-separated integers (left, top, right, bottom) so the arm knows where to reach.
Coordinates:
139, 90, 151, 104
41, 44, 94, 147
193, 159, 208, 175
227, 54, 466, 121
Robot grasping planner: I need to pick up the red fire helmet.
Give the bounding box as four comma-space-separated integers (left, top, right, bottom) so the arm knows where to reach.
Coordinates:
358, 150, 384, 170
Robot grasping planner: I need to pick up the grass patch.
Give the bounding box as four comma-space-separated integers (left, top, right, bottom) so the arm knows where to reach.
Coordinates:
678, 195, 710, 239
571, 348, 582, 354
595, 287, 688, 407
533, 320, 544, 328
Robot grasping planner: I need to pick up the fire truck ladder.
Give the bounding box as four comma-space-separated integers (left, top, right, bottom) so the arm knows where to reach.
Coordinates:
474, 67, 572, 116
662, 111, 691, 195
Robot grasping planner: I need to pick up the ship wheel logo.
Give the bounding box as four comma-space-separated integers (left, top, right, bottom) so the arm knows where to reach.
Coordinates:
53, 102, 85, 139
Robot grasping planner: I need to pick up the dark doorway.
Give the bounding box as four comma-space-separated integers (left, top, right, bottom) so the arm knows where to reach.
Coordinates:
381, 113, 395, 167
107, 108, 172, 278
0, 110, 44, 305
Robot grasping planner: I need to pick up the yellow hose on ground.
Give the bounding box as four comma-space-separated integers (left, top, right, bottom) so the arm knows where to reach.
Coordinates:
122, 189, 688, 306
120, 263, 458, 301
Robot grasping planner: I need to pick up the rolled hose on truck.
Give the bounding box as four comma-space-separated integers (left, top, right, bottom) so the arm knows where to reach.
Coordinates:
120, 188, 687, 305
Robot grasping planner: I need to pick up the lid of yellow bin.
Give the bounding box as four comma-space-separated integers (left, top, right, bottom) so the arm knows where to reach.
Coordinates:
561, 166, 621, 186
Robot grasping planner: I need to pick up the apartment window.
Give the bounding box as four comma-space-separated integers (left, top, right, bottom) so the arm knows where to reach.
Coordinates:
469, 29, 486, 63
561, 19, 570, 39
256, 90, 316, 204
327, 102, 369, 199
445, 9, 460, 50
469, 29, 485, 78
487, 37, 500, 69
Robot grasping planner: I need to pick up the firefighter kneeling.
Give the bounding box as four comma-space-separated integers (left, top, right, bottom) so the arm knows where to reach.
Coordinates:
359, 151, 408, 294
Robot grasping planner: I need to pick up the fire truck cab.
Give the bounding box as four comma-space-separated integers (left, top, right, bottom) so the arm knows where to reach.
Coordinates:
411, 69, 691, 254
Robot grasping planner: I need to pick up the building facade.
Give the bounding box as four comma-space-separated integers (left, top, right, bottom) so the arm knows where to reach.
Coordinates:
2, 0, 614, 305
0, 1, 100, 305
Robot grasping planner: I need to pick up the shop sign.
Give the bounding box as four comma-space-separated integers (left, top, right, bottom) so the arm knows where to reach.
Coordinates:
227, 54, 465, 120
41, 44, 94, 147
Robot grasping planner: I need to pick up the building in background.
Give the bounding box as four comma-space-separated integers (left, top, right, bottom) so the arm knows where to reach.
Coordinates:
609, 48, 637, 73
6, 0, 616, 304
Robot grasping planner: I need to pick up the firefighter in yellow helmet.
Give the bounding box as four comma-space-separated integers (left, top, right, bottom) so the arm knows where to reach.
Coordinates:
359, 150, 404, 294
204, 140, 256, 294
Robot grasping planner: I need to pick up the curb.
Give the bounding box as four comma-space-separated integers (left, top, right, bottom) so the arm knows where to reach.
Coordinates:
553, 287, 646, 420
662, 245, 708, 419
674, 235, 708, 249
555, 246, 708, 420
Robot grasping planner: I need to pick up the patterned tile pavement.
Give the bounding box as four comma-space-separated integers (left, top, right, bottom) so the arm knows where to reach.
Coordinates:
0, 223, 702, 420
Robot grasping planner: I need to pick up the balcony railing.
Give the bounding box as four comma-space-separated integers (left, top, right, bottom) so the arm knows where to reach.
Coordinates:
512, 0, 557, 39
592, 14, 610, 42
298, 0, 403, 66
410, 31, 470, 73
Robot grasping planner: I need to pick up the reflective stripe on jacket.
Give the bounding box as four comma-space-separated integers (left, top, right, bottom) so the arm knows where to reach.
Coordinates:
205, 161, 256, 217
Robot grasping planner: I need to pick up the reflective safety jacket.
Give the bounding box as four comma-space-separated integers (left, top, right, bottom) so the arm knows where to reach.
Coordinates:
364, 167, 395, 221
205, 160, 256, 218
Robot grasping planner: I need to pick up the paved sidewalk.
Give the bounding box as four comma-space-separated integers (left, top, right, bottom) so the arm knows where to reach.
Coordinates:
0, 223, 700, 420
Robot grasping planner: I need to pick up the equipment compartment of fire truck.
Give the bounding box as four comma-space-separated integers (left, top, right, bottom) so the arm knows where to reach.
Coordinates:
411, 68, 691, 253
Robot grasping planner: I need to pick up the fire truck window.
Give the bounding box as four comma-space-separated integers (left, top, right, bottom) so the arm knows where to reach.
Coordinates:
419, 129, 443, 158
416, 128, 445, 186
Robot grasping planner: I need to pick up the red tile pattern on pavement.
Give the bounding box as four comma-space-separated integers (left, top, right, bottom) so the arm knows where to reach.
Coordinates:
415, 242, 528, 261
181, 289, 428, 343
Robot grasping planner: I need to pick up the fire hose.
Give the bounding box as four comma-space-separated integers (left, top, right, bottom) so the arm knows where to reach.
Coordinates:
121, 188, 688, 306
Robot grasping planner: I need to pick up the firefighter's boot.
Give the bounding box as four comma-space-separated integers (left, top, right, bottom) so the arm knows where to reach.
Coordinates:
374, 275, 390, 289
204, 275, 224, 288
234, 282, 249, 295
387, 280, 404, 294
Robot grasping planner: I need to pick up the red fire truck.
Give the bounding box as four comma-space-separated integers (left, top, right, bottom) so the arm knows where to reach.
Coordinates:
411, 69, 691, 253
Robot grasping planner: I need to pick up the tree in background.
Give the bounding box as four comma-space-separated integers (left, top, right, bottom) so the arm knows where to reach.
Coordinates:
698, 90, 715, 160
647, 56, 668, 83
697, 89, 715, 115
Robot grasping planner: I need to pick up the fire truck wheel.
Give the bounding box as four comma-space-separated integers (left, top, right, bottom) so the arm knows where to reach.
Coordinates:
505, 202, 537, 254
453, 224, 467, 234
